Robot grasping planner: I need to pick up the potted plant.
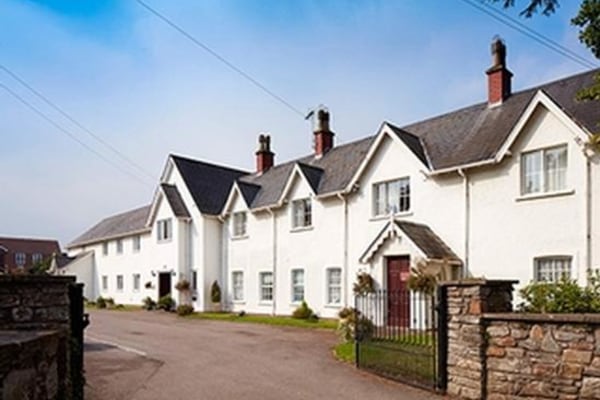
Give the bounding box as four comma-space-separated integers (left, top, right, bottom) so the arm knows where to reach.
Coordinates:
210, 280, 221, 312
175, 279, 192, 306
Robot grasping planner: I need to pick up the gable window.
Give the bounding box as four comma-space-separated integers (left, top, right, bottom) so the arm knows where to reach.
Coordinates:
521, 145, 567, 195
133, 274, 141, 291
373, 177, 410, 216
101, 275, 108, 291
15, 252, 26, 267
232, 212, 247, 237
102, 242, 109, 256
327, 268, 342, 305
157, 218, 172, 242
116, 239, 123, 255
116, 275, 124, 291
291, 269, 305, 303
133, 236, 141, 252
534, 257, 572, 283
259, 272, 273, 302
32, 253, 43, 264
232, 271, 244, 301
292, 198, 312, 229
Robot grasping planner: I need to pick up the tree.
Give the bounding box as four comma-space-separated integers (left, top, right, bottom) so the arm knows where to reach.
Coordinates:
490, 0, 600, 103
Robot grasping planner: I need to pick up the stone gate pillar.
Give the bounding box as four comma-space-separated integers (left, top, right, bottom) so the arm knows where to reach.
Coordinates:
440, 279, 517, 399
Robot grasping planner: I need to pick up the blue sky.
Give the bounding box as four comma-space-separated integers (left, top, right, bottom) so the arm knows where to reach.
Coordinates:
1, 0, 597, 245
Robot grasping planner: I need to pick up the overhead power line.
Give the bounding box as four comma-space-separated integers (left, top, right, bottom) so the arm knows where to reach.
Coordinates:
460, 0, 599, 70
0, 64, 156, 180
134, 0, 306, 118
0, 83, 153, 187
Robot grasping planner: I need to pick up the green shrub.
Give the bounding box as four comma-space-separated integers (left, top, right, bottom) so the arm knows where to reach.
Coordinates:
115, 304, 124, 310
142, 296, 156, 311
157, 295, 175, 311
105, 297, 115, 309
96, 296, 107, 309
176, 304, 194, 316
519, 274, 600, 313
337, 307, 374, 342
292, 301, 314, 320
353, 272, 376, 295
210, 281, 221, 303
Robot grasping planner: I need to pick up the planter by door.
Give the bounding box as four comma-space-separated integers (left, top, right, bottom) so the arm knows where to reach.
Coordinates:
158, 272, 172, 298
387, 256, 410, 327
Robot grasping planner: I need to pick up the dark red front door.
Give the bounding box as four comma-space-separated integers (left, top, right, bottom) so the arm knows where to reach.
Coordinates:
387, 256, 411, 327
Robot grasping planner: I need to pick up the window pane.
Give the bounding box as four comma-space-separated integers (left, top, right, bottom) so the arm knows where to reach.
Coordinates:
292, 270, 304, 302
535, 257, 571, 283
233, 271, 244, 301
522, 151, 542, 194
544, 146, 567, 192
260, 272, 273, 301
327, 268, 342, 304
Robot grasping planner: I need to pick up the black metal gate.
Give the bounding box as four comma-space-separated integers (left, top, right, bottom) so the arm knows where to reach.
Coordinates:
69, 283, 89, 400
355, 288, 447, 392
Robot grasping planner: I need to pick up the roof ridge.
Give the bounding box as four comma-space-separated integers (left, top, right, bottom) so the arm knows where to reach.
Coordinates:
170, 153, 250, 175
99, 204, 151, 221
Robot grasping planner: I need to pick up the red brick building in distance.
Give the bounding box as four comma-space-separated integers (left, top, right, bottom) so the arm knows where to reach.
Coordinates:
0, 237, 60, 273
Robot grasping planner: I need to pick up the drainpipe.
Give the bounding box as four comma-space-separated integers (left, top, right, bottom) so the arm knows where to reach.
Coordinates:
337, 193, 349, 307
267, 208, 277, 316
458, 169, 470, 278
586, 158, 592, 284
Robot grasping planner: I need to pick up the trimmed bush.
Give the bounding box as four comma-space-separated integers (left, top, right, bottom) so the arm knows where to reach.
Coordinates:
176, 304, 194, 316
142, 296, 156, 311
210, 281, 221, 304
157, 295, 175, 311
96, 296, 107, 309
292, 301, 316, 320
519, 274, 600, 313
105, 297, 115, 309
337, 307, 374, 342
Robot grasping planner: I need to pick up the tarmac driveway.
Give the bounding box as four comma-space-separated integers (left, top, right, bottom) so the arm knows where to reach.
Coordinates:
85, 310, 440, 400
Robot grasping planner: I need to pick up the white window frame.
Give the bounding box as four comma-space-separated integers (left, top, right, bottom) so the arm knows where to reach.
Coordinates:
101, 275, 108, 291
521, 145, 568, 196
534, 256, 572, 283
157, 218, 173, 242
292, 198, 312, 229
291, 269, 305, 303
133, 236, 141, 252
133, 273, 141, 291
259, 272, 273, 302
232, 271, 244, 302
326, 267, 342, 305
372, 177, 411, 217
116, 239, 123, 255
116, 275, 124, 292
102, 242, 109, 256
32, 253, 43, 264
232, 212, 248, 237
15, 252, 26, 267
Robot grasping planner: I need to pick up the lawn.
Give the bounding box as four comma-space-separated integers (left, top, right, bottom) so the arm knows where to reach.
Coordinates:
334, 342, 354, 363
185, 312, 338, 330
85, 304, 142, 311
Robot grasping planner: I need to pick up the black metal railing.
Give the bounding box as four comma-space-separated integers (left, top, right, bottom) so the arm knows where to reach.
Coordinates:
355, 289, 443, 391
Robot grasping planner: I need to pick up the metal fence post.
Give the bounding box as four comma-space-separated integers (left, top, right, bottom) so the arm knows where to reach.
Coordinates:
436, 285, 448, 392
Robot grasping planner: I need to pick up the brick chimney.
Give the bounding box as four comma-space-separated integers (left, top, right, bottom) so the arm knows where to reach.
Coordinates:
255, 134, 274, 174
314, 108, 334, 157
486, 37, 512, 106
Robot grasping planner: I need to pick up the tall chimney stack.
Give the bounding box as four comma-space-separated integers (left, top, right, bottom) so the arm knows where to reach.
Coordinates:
255, 134, 274, 174
486, 37, 512, 106
313, 108, 334, 157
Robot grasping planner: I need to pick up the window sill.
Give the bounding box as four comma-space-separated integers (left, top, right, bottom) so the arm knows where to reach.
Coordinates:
370, 211, 413, 222
232, 300, 246, 305
324, 303, 342, 309
516, 189, 575, 202
157, 238, 172, 244
231, 235, 249, 241
258, 301, 273, 306
290, 226, 313, 233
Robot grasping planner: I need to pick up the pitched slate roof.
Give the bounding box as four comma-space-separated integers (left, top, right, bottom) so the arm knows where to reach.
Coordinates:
161, 184, 191, 218
394, 221, 460, 261
239, 136, 373, 209
171, 155, 248, 215
68, 205, 151, 248
397, 68, 600, 170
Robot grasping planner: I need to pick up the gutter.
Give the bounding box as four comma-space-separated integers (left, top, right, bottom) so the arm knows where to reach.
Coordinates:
337, 193, 349, 307
586, 157, 592, 283
458, 168, 470, 278
429, 158, 497, 177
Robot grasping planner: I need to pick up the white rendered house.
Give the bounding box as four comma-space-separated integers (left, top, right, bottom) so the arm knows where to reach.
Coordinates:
65, 40, 600, 318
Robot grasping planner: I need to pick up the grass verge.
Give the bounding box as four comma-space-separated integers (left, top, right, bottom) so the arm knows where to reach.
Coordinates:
185, 312, 338, 330
334, 342, 355, 363
85, 304, 142, 311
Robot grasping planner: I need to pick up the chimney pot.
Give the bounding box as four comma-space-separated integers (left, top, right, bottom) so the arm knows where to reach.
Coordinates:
255, 133, 274, 174
486, 37, 512, 106
313, 107, 334, 157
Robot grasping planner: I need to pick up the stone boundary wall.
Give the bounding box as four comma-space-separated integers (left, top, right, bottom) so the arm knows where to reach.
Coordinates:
443, 280, 600, 400
484, 313, 600, 400
0, 330, 66, 400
